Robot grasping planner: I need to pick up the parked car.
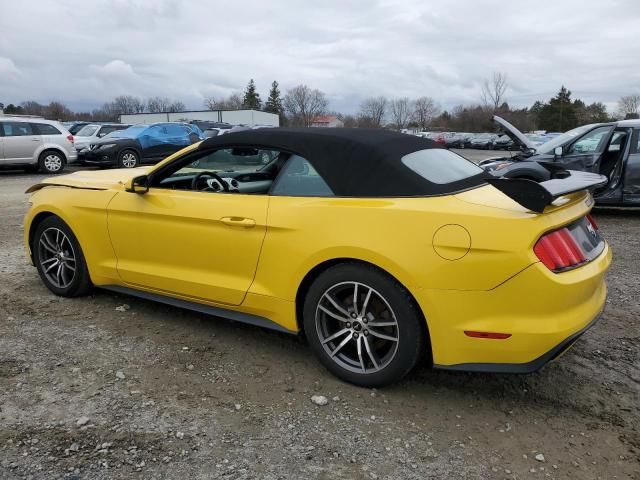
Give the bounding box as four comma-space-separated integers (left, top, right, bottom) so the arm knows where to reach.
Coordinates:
74, 123, 131, 161
469, 133, 498, 149
442, 132, 462, 148
63, 122, 90, 135
25, 128, 610, 387
481, 115, 640, 206
492, 134, 514, 150
525, 133, 550, 147
82, 123, 204, 168
0, 117, 77, 173
423, 132, 446, 145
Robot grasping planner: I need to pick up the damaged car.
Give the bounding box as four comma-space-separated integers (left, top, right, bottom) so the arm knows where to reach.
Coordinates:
481, 116, 640, 206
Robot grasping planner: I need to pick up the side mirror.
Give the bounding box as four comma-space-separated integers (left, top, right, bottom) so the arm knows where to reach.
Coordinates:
126, 175, 149, 194
554, 146, 563, 157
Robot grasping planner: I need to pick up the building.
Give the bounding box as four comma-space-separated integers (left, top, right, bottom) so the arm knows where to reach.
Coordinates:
119, 109, 279, 127
311, 115, 344, 128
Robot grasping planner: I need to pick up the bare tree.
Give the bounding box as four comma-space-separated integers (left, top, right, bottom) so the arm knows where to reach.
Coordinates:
412, 97, 440, 130
283, 84, 328, 127
20, 101, 45, 116
147, 96, 172, 113
358, 96, 387, 128
204, 93, 243, 110
167, 101, 185, 113
389, 97, 412, 129
618, 94, 640, 119
481, 72, 508, 111
112, 95, 145, 115
45, 101, 73, 121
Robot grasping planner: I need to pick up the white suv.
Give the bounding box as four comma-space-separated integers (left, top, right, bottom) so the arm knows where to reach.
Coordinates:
73, 123, 130, 160
0, 116, 77, 173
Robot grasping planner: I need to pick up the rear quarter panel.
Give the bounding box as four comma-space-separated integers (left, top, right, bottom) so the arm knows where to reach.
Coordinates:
252, 187, 594, 301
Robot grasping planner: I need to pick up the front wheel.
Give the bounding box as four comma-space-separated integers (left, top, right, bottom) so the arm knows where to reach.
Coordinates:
303, 263, 426, 387
32, 216, 92, 297
118, 150, 139, 168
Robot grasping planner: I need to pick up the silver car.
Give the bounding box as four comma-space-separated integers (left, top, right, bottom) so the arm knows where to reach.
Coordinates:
0, 116, 77, 173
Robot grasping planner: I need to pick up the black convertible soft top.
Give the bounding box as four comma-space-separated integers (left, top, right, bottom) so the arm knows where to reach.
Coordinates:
199, 128, 487, 197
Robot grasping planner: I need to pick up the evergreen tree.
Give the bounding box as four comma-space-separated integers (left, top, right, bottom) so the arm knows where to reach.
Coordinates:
242, 79, 262, 110
264, 81, 283, 115
537, 86, 577, 131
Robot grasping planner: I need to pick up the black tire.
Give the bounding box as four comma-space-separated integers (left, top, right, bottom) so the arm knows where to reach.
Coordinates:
118, 149, 139, 168
32, 216, 92, 297
38, 150, 66, 174
303, 263, 427, 387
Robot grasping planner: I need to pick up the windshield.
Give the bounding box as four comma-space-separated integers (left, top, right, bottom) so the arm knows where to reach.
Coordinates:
536, 124, 601, 154
75, 125, 99, 137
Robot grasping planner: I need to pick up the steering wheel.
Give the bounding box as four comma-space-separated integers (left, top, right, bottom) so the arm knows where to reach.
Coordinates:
191, 171, 229, 192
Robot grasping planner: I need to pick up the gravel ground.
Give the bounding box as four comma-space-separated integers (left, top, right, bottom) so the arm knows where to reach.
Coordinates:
0, 166, 638, 480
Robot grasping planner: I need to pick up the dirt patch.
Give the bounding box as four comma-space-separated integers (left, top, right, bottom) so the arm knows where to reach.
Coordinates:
1, 172, 639, 479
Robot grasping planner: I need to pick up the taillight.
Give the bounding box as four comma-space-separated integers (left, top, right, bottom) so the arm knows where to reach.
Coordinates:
67, 135, 74, 144
534, 227, 587, 272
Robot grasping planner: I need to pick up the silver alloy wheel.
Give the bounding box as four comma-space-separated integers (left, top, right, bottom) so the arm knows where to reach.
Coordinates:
315, 281, 399, 374
38, 227, 76, 289
121, 152, 138, 168
44, 154, 63, 172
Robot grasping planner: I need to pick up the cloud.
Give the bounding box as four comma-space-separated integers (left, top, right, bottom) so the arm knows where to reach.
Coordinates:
0, 0, 638, 114
89, 59, 137, 78
0, 57, 21, 78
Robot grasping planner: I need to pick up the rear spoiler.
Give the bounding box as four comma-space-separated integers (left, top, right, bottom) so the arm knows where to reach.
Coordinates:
486, 166, 607, 213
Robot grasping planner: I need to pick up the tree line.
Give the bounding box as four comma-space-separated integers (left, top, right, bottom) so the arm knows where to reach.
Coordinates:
2, 73, 639, 133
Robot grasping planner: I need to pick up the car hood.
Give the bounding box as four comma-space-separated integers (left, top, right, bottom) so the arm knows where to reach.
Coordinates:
493, 115, 535, 152
25, 167, 153, 193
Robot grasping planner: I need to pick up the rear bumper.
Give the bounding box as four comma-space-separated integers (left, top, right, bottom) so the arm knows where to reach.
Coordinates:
415, 242, 611, 370
433, 312, 601, 373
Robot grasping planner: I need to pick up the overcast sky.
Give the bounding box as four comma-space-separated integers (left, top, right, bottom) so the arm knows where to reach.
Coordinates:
1, 0, 638, 114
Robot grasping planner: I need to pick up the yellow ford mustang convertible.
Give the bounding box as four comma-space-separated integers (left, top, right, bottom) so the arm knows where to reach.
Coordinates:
24, 128, 611, 386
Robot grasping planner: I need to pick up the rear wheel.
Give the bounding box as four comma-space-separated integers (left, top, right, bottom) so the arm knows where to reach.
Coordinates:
118, 150, 139, 168
38, 151, 65, 174
32, 216, 92, 297
303, 263, 426, 387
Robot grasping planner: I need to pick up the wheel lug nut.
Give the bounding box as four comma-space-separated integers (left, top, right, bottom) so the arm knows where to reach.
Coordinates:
353, 332, 359, 339
346, 322, 351, 328
351, 313, 357, 318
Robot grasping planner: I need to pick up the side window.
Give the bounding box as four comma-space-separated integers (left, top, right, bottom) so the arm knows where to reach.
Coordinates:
98, 126, 117, 137
155, 147, 283, 195
607, 131, 626, 153
190, 148, 276, 170
2, 122, 34, 136
633, 129, 640, 154
567, 127, 611, 154
32, 123, 61, 135
271, 155, 334, 197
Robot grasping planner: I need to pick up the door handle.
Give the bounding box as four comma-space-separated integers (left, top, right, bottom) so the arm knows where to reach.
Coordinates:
31, 138, 41, 142
220, 216, 256, 228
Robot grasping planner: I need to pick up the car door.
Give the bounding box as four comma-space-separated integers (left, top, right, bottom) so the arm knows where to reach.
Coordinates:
106, 148, 271, 305
0, 121, 42, 162
558, 125, 615, 172
623, 128, 640, 205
